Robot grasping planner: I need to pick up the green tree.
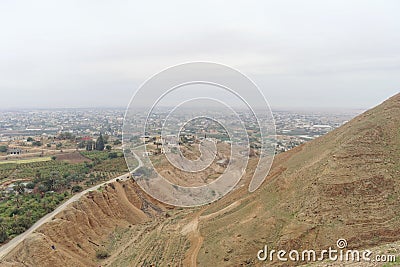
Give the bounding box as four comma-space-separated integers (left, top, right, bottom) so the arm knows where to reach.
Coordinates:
71, 185, 83, 193
25, 182, 35, 189
77, 141, 86, 149
58, 132, 75, 140
108, 152, 118, 159
14, 182, 25, 195
86, 140, 93, 151
0, 227, 8, 243
96, 133, 105, 151
32, 141, 42, 146
0, 146, 7, 153
113, 139, 121, 145
38, 184, 47, 193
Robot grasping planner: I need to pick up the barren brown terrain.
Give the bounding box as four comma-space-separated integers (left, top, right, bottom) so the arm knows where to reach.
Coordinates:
193, 93, 400, 266
149, 142, 231, 187
54, 151, 90, 163
1, 93, 399, 266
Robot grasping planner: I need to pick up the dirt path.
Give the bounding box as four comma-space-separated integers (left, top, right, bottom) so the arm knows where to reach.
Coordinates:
0, 149, 143, 260
182, 213, 203, 267
199, 200, 240, 221
181, 200, 241, 266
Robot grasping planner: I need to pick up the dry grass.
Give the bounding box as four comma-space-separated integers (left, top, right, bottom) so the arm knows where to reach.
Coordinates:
0, 156, 52, 165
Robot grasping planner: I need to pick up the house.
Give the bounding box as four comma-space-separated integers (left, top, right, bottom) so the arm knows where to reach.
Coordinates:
216, 158, 229, 167
140, 135, 151, 143
143, 151, 153, 156
7, 148, 23, 155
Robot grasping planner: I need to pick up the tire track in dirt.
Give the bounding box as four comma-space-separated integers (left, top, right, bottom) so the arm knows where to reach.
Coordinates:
182, 200, 241, 266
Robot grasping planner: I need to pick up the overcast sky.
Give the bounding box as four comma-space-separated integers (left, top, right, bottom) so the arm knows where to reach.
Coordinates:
0, 0, 399, 109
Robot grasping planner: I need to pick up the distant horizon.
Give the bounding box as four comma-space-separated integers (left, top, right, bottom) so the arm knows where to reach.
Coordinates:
0, 88, 397, 111
2, 91, 397, 112
1, 1, 399, 110
0, 105, 368, 112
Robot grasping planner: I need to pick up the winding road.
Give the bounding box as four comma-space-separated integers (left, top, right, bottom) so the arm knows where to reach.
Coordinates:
0, 150, 143, 260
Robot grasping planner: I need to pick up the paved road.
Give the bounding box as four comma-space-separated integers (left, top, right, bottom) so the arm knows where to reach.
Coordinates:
0, 150, 143, 260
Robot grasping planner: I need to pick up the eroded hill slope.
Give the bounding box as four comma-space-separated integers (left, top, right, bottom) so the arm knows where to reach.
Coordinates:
1, 93, 399, 267
195, 93, 400, 266
1, 180, 168, 267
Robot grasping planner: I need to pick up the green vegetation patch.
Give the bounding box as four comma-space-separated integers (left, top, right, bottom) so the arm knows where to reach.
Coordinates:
0, 191, 69, 242
81, 151, 110, 161
0, 149, 131, 245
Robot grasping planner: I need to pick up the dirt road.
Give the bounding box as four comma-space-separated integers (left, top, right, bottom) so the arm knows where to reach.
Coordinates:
0, 150, 143, 260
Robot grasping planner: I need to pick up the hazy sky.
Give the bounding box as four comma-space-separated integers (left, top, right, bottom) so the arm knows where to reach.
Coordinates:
0, 0, 399, 109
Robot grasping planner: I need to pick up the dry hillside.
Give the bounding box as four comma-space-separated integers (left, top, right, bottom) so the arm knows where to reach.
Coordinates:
194, 93, 400, 266
0, 180, 171, 267
1, 93, 399, 266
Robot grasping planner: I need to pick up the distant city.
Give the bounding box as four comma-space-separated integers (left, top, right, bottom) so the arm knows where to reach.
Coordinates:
0, 108, 362, 154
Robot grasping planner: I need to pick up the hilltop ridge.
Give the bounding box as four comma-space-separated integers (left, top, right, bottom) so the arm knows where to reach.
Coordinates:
194, 92, 400, 266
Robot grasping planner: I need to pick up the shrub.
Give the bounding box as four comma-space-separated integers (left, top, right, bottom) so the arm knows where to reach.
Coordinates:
71, 185, 83, 193
96, 250, 110, 259
0, 229, 8, 243
25, 182, 36, 189
108, 152, 118, 159
32, 141, 42, 147
113, 139, 121, 145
